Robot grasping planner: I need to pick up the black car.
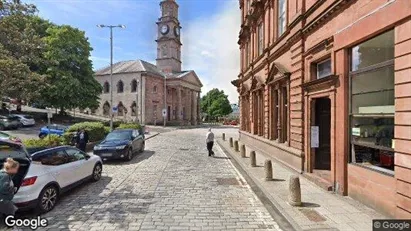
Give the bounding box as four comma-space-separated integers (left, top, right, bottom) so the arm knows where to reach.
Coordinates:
93, 129, 145, 161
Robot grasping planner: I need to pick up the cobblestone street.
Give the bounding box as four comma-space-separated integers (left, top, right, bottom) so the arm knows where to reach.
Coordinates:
28, 128, 280, 230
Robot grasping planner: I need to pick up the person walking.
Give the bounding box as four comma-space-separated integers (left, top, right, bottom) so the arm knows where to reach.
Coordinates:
76, 128, 89, 152
206, 128, 215, 157
0, 158, 19, 228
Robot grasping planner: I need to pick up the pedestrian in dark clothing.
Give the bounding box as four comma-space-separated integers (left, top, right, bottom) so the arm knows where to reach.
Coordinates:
0, 158, 19, 228
206, 128, 215, 157
76, 129, 89, 152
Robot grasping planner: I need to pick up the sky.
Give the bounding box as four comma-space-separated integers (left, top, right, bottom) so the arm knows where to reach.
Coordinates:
27, 0, 241, 103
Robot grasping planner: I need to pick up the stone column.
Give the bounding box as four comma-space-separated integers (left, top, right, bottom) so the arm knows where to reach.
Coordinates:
191, 90, 196, 125
197, 92, 201, 124
177, 87, 182, 123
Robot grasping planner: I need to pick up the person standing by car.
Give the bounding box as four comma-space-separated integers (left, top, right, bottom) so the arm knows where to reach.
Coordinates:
76, 128, 89, 152
206, 128, 215, 157
0, 158, 19, 227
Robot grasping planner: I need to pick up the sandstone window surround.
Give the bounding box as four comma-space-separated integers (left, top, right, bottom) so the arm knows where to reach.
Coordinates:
349, 29, 395, 175
266, 63, 290, 144
103, 81, 110, 94
251, 77, 265, 136
131, 79, 138, 92
117, 80, 124, 93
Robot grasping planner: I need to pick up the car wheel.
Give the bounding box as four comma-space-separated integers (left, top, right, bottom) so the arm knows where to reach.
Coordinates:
39, 133, 46, 139
125, 148, 133, 161
140, 142, 145, 153
92, 163, 102, 182
37, 185, 59, 214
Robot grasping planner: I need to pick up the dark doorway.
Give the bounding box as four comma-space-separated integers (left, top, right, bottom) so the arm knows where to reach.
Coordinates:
167, 106, 171, 121
314, 98, 331, 170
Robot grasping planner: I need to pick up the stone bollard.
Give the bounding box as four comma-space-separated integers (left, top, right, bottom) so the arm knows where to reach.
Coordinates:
240, 144, 246, 158
288, 175, 302, 206
234, 140, 239, 152
222, 133, 226, 141
229, 137, 233, 147
264, 160, 273, 181
250, 151, 256, 167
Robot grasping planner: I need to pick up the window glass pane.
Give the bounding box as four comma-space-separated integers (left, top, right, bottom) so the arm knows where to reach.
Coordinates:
351, 117, 394, 172
351, 30, 394, 71
352, 66, 394, 95
39, 151, 68, 166
317, 59, 331, 79
351, 91, 394, 114
66, 148, 86, 162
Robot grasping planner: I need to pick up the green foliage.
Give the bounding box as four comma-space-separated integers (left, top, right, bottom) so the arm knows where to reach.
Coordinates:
104, 126, 110, 135
23, 134, 64, 148
103, 120, 122, 129
66, 122, 106, 142
200, 89, 233, 118
117, 123, 142, 130
41, 25, 102, 111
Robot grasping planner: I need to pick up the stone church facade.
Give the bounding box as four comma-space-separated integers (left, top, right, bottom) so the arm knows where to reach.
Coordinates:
94, 0, 202, 125
234, 0, 411, 218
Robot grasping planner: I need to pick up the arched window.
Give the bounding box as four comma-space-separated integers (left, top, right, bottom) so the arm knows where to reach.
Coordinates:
103, 102, 110, 116
131, 79, 137, 92
117, 80, 124, 93
131, 101, 137, 116
103, 82, 110, 93
153, 85, 157, 93
118, 102, 125, 116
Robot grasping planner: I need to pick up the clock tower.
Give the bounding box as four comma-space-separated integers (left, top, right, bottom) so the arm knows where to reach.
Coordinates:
156, 0, 182, 73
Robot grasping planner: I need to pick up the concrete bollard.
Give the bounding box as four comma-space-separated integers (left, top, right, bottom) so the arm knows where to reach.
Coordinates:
264, 160, 273, 181
240, 144, 246, 158
222, 133, 226, 141
250, 151, 256, 167
234, 140, 239, 152
229, 137, 233, 147
288, 175, 302, 206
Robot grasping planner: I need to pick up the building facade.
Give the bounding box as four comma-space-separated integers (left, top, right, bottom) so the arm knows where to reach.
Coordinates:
233, 0, 411, 218
94, 0, 202, 125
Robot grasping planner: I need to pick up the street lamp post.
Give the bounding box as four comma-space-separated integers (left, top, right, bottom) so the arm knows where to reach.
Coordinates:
97, 24, 125, 131
164, 76, 167, 127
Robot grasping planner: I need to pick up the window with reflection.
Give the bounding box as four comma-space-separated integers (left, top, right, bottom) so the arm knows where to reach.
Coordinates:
258, 22, 264, 56
316, 59, 331, 79
278, 0, 286, 36
349, 30, 395, 174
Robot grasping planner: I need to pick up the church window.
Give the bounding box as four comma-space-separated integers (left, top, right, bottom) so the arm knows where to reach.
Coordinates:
103, 102, 110, 116
131, 79, 138, 92
117, 80, 124, 93
131, 101, 137, 116
103, 81, 110, 94
153, 85, 158, 93
117, 102, 125, 116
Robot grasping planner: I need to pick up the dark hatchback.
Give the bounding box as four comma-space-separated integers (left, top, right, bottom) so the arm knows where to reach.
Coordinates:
93, 129, 145, 161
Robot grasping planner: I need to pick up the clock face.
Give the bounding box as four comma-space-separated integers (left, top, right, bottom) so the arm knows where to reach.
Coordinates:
174, 26, 180, 37
161, 25, 169, 35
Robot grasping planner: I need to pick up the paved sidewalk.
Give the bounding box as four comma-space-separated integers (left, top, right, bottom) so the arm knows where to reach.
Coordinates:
217, 137, 386, 231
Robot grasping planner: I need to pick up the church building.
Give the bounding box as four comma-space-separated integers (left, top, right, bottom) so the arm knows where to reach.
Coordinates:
94, 0, 203, 125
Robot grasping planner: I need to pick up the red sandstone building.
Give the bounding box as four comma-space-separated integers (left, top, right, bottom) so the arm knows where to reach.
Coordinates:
233, 0, 411, 218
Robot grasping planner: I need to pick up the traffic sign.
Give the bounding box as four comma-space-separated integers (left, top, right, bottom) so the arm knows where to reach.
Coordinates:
112, 106, 118, 113
162, 108, 167, 117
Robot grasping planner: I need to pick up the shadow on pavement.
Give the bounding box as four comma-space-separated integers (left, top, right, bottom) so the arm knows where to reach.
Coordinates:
103, 150, 155, 166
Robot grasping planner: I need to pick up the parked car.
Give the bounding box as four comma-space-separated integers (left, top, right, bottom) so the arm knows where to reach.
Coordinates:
0, 140, 103, 213
13, 114, 36, 127
0, 131, 22, 143
39, 124, 69, 138
0, 115, 22, 130
93, 129, 145, 161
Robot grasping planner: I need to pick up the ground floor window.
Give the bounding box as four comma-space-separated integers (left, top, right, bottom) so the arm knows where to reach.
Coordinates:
269, 83, 288, 143
252, 89, 264, 136
349, 30, 395, 174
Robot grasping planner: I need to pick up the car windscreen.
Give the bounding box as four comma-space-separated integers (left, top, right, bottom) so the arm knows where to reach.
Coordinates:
23, 115, 33, 119
0, 132, 10, 138
105, 131, 131, 141
7, 115, 19, 120
0, 143, 28, 160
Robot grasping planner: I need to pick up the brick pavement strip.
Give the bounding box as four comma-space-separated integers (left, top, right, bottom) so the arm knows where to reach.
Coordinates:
10, 128, 280, 231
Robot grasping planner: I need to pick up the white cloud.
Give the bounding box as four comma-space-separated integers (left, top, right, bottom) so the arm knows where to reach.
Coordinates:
181, 0, 240, 103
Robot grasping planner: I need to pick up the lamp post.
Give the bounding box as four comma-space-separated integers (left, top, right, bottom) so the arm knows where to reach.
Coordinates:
164, 75, 167, 127
97, 24, 125, 131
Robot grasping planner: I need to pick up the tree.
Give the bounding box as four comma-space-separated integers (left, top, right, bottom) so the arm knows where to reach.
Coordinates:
201, 89, 232, 119
41, 25, 102, 112
0, 0, 48, 101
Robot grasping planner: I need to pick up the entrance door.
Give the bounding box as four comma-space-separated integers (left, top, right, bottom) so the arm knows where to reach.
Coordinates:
314, 98, 331, 170
167, 106, 171, 121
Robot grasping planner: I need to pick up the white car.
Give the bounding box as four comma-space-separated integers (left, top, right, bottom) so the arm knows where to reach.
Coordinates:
13, 114, 36, 127
0, 140, 103, 213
